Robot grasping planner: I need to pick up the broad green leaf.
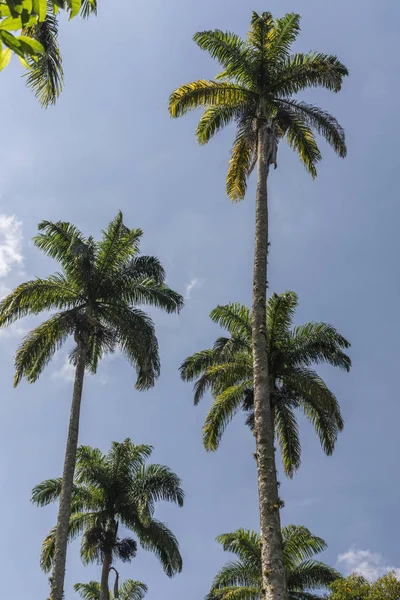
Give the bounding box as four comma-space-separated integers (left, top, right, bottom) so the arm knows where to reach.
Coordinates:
0, 15, 23, 29
32, 0, 46, 19
17, 34, 44, 54
0, 46, 11, 69
0, 30, 24, 56
5, 0, 24, 16
0, 4, 12, 16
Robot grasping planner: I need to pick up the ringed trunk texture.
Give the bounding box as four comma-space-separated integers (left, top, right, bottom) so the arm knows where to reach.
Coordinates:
50, 333, 88, 600
251, 122, 287, 600
100, 553, 112, 600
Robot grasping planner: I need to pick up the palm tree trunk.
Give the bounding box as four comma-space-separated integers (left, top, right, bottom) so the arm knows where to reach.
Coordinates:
50, 333, 89, 600
100, 553, 112, 600
252, 122, 287, 600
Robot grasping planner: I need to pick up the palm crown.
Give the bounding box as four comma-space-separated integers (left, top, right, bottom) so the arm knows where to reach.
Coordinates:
32, 439, 184, 577
0, 211, 183, 389
169, 11, 348, 199
208, 525, 340, 600
180, 291, 351, 475
74, 579, 147, 600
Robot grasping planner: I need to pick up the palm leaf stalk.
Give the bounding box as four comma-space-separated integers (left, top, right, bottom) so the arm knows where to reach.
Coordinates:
33, 440, 184, 600
1, 213, 183, 600
170, 12, 348, 600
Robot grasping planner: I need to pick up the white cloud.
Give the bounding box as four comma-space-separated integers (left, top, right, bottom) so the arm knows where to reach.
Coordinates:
337, 548, 400, 580
52, 358, 76, 383
0, 214, 23, 277
184, 277, 202, 300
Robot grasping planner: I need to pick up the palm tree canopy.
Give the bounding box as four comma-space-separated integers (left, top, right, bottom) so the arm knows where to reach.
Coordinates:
180, 291, 351, 475
32, 439, 184, 577
74, 579, 148, 600
0, 212, 183, 390
169, 11, 348, 199
208, 525, 340, 600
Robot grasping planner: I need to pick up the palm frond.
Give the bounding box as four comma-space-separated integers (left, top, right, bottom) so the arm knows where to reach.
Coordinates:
289, 368, 343, 454
74, 582, 101, 600
99, 305, 160, 390
130, 518, 182, 577
288, 322, 351, 371
282, 525, 327, 567
277, 99, 346, 158
13, 309, 78, 386
275, 402, 301, 477
208, 586, 260, 600
217, 530, 261, 567
196, 106, 239, 145
0, 274, 80, 327
275, 108, 321, 178
266, 13, 301, 62
23, 4, 63, 107
211, 561, 259, 590
94, 211, 142, 289
80, 0, 97, 18
118, 278, 183, 314
247, 11, 273, 53
203, 381, 252, 451
273, 52, 348, 96
31, 478, 62, 506
267, 291, 298, 347
41, 512, 96, 572
169, 80, 255, 118
210, 303, 251, 340
180, 348, 222, 384
194, 30, 254, 87
288, 560, 341, 591
119, 580, 148, 600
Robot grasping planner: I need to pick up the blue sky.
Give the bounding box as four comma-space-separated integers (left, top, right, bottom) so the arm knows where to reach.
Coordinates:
0, 0, 399, 597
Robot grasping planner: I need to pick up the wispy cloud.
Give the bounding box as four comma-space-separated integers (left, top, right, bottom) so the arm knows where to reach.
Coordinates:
337, 548, 400, 580
0, 214, 23, 277
52, 357, 76, 383
184, 277, 202, 300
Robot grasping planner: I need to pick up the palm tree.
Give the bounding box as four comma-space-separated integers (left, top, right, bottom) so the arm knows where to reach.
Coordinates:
208, 525, 340, 600
74, 578, 147, 600
32, 440, 184, 600
0, 213, 183, 600
23, 0, 97, 106
169, 13, 348, 600
181, 291, 350, 476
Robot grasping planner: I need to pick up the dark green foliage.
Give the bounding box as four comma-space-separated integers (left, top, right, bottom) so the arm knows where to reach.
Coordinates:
0, 212, 183, 389
208, 525, 340, 600
181, 291, 350, 475
32, 439, 184, 577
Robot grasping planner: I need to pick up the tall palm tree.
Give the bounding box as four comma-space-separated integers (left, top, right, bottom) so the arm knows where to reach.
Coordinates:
75, 578, 147, 600
181, 291, 350, 476
208, 525, 340, 600
169, 13, 348, 600
0, 213, 183, 600
32, 440, 184, 600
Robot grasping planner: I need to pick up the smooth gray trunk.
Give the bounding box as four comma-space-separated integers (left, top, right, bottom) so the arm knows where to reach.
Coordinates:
50, 333, 88, 600
252, 122, 287, 600
100, 553, 112, 600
